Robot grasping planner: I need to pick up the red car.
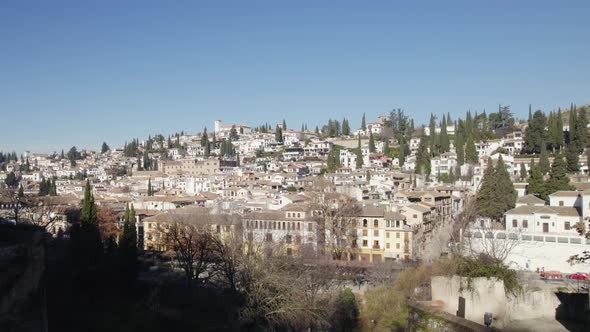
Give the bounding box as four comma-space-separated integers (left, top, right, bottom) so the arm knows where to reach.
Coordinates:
567, 272, 589, 280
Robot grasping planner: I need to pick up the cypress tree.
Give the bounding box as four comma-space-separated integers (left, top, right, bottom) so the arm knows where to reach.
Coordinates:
576, 107, 588, 151
566, 142, 579, 172
366, 170, 371, 182
465, 135, 478, 164
368, 131, 376, 153
556, 109, 564, 151
355, 149, 363, 170
455, 120, 466, 165
275, 125, 283, 143
18, 184, 24, 198
440, 115, 449, 153
527, 160, 546, 199
383, 140, 390, 156
282, 119, 287, 130
428, 114, 437, 155
342, 118, 350, 136
519, 163, 527, 180
546, 154, 575, 195
361, 113, 366, 131
147, 178, 153, 196
415, 129, 431, 175
399, 142, 406, 167
119, 203, 138, 284
539, 143, 550, 175
236, 153, 241, 167
201, 128, 208, 147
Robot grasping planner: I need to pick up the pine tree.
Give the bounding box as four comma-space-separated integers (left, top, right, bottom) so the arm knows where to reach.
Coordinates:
361, 113, 366, 131
524, 110, 547, 154
546, 154, 575, 195
477, 156, 516, 221
101, 142, 110, 154
368, 131, 376, 153
539, 143, 550, 175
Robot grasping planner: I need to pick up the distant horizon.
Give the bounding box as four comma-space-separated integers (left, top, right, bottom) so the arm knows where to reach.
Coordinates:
2, 0, 589, 153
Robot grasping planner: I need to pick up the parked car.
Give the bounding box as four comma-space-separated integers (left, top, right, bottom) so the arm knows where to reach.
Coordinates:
567, 272, 589, 280
541, 271, 564, 280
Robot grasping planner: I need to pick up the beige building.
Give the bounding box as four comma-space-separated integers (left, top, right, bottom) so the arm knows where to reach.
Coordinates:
160, 158, 221, 176
355, 206, 413, 263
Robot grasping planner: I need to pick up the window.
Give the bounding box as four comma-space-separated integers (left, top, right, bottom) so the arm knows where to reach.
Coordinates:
363, 219, 368, 227
362, 229, 368, 236
386, 232, 390, 238
362, 240, 368, 247
216, 225, 221, 233
247, 232, 253, 241
266, 233, 272, 242
396, 220, 400, 227
523, 220, 528, 228
373, 240, 379, 248
386, 243, 391, 249
512, 219, 517, 228
386, 220, 390, 227
396, 243, 400, 249
287, 213, 291, 217
565, 222, 571, 230
374, 220, 379, 227
413, 214, 417, 219
374, 230, 379, 236
559, 201, 564, 206
396, 232, 400, 239
297, 213, 301, 218
308, 223, 313, 232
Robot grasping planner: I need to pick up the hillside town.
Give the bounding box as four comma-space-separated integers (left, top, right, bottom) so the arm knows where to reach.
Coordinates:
3, 105, 590, 331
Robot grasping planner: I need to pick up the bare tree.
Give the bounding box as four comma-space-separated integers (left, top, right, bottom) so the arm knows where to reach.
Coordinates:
157, 218, 215, 291
310, 193, 361, 260
0, 189, 61, 230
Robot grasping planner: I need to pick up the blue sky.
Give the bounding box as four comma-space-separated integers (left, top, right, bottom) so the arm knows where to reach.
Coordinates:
1, 0, 589, 153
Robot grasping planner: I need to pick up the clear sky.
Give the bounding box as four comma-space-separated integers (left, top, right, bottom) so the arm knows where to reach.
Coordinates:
1, 0, 589, 154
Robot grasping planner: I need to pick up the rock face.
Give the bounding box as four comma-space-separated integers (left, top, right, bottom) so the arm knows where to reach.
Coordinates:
0, 225, 47, 332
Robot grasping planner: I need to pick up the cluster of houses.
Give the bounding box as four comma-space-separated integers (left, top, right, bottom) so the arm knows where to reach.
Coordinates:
2, 115, 590, 271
